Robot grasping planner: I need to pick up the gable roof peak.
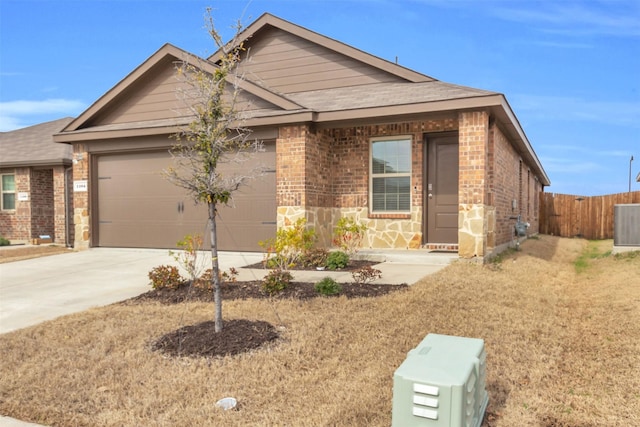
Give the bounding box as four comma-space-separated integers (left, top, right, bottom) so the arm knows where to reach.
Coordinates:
210, 12, 435, 84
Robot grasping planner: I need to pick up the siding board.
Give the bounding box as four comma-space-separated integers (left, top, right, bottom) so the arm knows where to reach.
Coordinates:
242, 26, 404, 93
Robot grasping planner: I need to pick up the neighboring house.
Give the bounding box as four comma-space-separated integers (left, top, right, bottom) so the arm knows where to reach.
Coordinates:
54, 13, 550, 260
0, 117, 74, 245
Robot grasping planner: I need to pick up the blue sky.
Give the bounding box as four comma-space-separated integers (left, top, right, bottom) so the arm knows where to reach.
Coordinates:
1, 0, 638, 196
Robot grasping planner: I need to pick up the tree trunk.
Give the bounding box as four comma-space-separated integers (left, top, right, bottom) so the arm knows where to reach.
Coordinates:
209, 202, 222, 332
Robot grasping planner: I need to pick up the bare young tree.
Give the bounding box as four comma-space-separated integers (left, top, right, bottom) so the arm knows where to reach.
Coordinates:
164, 9, 262, 332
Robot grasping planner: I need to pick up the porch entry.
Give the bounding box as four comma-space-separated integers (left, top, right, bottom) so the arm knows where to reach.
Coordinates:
423, 133, 459, 246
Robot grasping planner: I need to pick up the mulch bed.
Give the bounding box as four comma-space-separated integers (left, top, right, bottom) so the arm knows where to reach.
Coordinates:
152, 319, 280, 358
132, 263, 407, 359
131, 280, 407, 304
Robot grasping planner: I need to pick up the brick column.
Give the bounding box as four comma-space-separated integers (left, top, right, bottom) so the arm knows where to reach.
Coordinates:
53, 166, 71, 245
458, 111, 490, 259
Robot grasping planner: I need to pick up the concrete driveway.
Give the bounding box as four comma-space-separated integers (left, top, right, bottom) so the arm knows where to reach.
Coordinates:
0, 248, 265, 334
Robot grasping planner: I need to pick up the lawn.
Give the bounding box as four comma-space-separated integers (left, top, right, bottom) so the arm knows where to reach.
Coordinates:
0, 236, 638, 426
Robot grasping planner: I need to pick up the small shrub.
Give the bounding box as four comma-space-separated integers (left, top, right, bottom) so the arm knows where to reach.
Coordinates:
332, 217, 367, 255
169, 234, 205, 283
262, 269, 293, 295
148, 265, 183, 290
196, 267, 239, 290
259, 218, 317, 270
221, 267, 239, 283
326, 251, 349, 270
315, 277, 342, 296
351, 265, 382, 284
0, 236, 10, 246
302, 248, 329, 268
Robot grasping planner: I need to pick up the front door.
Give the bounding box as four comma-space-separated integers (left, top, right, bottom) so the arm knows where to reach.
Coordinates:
424, 133, 459, 244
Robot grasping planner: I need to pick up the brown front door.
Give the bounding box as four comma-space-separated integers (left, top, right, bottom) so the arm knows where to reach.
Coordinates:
424, 133, 459, 244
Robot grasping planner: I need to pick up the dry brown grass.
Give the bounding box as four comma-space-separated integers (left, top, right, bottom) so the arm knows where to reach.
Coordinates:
1, 236, 638, 426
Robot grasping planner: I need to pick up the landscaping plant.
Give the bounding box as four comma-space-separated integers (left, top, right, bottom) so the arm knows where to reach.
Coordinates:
332, 217, 367, 255
162, 10, 262, 332
259, 218, 317, 270
326, 250, 349, 270
301, 248, 329, 268
351, 265, 382, 284
314, 277, 342, 296
169, 234, 205, 285
148, 265, 183, 290
261, 268, 293, 295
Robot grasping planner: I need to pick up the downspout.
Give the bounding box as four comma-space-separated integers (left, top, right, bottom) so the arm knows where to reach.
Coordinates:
64, 165, 73, 248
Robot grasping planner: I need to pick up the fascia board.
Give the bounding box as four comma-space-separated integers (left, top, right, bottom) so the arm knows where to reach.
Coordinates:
0, 159, 72, 168
53, 111, 315, 142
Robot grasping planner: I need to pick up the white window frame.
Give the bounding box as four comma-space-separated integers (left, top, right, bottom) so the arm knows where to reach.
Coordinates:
369, 136, 412, 214
1, 173, 16, 211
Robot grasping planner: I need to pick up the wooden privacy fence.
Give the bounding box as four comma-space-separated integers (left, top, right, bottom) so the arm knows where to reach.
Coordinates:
539, 191, 640, 240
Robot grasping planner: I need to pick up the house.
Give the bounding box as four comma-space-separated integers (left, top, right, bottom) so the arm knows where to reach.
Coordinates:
0, 117, 74, 245
53, 13, 549, 260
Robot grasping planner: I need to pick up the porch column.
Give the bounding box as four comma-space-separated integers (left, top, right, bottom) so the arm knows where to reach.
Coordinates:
72, 145, 90, 249
458, 111, 490, 259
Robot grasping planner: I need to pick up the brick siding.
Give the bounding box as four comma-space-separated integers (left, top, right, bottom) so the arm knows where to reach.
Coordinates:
0, 166, 71, 244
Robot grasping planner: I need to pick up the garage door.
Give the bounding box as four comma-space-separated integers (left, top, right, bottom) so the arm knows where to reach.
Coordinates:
95, 144, 276, 251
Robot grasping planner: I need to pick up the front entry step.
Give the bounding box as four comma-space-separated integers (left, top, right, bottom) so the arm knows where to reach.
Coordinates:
424, 243, 459, 252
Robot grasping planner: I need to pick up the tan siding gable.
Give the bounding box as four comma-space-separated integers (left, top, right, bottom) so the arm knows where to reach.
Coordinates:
241, 27, 406, 93
88, 58, 184, 126
88, 58, 281, 127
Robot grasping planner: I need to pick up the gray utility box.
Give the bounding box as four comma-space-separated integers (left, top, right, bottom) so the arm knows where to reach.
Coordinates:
392, 334, 488, 427
614, 204, 640, 246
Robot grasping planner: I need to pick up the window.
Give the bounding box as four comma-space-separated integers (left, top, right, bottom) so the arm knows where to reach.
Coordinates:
370, 137, 411, 212
1, 174, 16, 210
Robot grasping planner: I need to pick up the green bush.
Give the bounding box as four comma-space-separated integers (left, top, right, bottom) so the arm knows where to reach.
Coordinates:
0, 236, 10, 246
314, 277, 342, 296
148, 265, 183, 290
326, 251, 349, 270
262, 269, 293, 295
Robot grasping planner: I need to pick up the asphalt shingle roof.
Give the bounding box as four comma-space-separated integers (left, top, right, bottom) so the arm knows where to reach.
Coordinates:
0, 117, 73, 167
286, 81, 497, 112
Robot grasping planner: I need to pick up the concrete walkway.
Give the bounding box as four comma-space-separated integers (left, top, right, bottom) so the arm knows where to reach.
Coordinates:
0, 246, 454, 426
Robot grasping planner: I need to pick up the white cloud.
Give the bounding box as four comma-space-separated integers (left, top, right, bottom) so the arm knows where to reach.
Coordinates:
0, 99, 86, 115
510, 94, 640, 128
0, 98, 86, 132
540, 156, 603, 174
491, 1, 640, 38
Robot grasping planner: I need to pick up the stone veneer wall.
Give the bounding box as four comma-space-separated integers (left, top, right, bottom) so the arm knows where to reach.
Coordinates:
277, 205, 423, 250
72, 146, 90, 249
